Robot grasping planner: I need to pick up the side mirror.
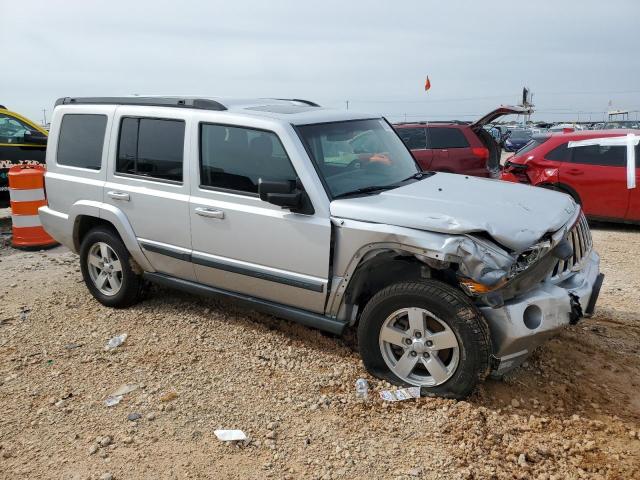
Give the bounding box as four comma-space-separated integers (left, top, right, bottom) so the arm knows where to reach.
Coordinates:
24, 132, 48, 145
258, 179, 314, 215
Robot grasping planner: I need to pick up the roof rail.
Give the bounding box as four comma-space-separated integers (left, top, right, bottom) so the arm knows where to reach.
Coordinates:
273, 98, 320, 107
54, 96, 227, 111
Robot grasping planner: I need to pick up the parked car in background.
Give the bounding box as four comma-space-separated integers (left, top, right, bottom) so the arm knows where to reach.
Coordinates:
501, 129, 640, 223
0, 105, 48, 207
604, 120, 640, 130
394, 106, 528, 178
503, 129, 532, 152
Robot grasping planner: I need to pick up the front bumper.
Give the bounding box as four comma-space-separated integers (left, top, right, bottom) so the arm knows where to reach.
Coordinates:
480, 250, 601, 375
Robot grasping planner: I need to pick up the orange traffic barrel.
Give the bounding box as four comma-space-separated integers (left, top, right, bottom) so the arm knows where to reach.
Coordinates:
8, 164, 57, 249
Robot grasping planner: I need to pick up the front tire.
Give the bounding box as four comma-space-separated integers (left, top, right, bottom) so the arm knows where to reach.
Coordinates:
357, 281, 491, 399
79, 226, 142, 308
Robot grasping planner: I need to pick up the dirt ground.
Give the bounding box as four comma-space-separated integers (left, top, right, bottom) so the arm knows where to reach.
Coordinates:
0, 213, 639, 479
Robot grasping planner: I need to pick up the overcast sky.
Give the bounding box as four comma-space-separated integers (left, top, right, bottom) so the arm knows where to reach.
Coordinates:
2, 0, 639, 124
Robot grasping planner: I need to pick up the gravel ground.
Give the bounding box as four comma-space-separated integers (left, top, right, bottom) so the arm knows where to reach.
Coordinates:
0, 219, 639, 479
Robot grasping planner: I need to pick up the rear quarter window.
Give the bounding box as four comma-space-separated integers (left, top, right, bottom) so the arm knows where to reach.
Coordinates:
56, 114, 107, 170
427, 127, 469, 149
545, 142, 571, 161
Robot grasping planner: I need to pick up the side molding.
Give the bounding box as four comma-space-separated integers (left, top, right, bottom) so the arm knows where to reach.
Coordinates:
144, 272, 346, 335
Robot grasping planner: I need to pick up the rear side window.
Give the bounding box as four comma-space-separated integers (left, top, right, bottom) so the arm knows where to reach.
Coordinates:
545, 142, 571, 161
571, 145, 626, 167
396, 128, 427, 149
57, 114, 107, 170
427, 127, 469, 149
200, 124, 297, 194
116, 117, 185, 182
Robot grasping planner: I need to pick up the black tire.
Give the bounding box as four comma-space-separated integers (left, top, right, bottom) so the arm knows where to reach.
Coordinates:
357, 280, 491, 399
79, 226, 142, 308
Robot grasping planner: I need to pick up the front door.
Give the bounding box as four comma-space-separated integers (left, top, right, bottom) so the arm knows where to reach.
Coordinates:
189, 122, 331, 313
104, 107, 195, 280
561, 144, 629, 219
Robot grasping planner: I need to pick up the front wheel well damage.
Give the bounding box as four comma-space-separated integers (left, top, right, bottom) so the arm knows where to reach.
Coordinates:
343, 252, 461, 325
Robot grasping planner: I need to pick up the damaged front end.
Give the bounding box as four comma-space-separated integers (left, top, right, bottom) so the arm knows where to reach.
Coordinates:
329, 208, 601, 378
454, 222, 575, 308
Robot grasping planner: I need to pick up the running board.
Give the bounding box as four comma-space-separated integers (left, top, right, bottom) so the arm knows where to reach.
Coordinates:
143, 272, 347, 335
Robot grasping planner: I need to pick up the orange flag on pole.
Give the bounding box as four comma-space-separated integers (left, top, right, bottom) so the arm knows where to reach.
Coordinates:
424, 76, 431, 91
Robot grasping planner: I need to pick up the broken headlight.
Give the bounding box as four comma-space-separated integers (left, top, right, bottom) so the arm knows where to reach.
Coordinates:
509, 239, 552, 277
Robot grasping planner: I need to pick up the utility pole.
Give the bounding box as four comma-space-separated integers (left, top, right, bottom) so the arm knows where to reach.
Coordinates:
42, 108, 47, 126
345, 100, 349, 110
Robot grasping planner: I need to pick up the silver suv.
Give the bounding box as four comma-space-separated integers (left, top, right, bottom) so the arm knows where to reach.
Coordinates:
39, 97, 603, 398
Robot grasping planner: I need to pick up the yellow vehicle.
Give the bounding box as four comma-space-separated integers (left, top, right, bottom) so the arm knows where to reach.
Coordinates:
0, 105, 48, 207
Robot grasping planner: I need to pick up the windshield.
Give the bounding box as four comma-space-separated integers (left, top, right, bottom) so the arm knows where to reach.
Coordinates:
297, 119, 420, 198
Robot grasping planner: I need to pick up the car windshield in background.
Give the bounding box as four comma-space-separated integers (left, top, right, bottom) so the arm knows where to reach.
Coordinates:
297, 119, 420, 198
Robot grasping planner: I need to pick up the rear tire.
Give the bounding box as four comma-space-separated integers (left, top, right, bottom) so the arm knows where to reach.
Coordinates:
357, 280, 491, 399
79, 226, 142, 308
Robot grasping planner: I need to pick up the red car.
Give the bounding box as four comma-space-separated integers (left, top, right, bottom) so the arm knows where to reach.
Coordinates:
394, 106, 528, 177
501, 129, 640, 223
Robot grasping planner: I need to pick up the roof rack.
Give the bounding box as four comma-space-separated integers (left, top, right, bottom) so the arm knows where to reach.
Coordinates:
273, 98, 320, 107
54, 96, 227, 111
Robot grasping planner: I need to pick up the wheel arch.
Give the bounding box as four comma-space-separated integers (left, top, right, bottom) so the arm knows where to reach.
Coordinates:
70, 201, 154, 272
333, 247, 461, 325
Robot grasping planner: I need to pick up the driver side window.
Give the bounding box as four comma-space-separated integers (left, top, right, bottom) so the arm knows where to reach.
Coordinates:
199, 124, 298, 195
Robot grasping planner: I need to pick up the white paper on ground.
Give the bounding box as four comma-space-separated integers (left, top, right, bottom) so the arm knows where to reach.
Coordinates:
379, 386, 421, 402
214, 429, 247, 441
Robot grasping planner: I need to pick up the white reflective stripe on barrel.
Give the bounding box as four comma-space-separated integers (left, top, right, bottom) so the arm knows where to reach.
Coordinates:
11, 215, 42, 228
8, 188, 45, 202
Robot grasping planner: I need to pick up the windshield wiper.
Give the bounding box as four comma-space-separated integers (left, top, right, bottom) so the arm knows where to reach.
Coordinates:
396, 171, 433, 183
333, 172, 433, 200
333, 185, 397, 199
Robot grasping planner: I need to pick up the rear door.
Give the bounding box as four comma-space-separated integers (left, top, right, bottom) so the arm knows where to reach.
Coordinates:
104, 107, 195, 280
396, 127, 431, 170
560, 144, 629, 219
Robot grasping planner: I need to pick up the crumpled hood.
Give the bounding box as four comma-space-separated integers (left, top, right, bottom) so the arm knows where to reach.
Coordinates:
330, 173, 578, 251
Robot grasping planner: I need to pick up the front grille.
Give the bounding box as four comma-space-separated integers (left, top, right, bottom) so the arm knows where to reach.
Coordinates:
549, 212, 592, 280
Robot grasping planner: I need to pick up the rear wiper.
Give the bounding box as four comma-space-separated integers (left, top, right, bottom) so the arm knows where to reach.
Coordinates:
333, 185, 396, 199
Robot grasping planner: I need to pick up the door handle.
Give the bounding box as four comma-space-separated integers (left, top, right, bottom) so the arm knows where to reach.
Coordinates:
566, 169, 584, 175
107, 191, 130, 201
195, 207, 225, 219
